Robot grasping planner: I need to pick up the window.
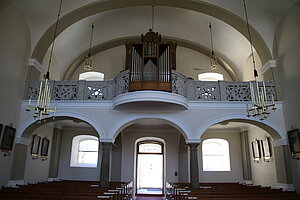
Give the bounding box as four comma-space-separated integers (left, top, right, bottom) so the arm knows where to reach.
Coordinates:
70, 135, 99, 168
198, 72, 224, 81
202, 138, 230, 171
79, 71, 104, 81
138, 142, 163, 154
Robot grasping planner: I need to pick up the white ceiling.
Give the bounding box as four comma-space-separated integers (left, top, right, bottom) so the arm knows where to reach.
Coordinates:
10, 0, 298, 80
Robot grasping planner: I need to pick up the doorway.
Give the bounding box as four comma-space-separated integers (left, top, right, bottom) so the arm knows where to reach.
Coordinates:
136, 141, 164, 195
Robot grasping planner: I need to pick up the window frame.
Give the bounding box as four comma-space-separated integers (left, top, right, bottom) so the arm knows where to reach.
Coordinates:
79, 71, 104, 81
202, 138, 231, 172
70, 135, 99, 168
198, 72, 224, 81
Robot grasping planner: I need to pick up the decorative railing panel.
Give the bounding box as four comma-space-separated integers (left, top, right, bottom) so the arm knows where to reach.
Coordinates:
172, 71, 187, 97
53, 81, 81, 100
115, 69, 129, 96
194, 81, 220, 101
26, 70, 277, 102
220, 81, 251, 101
84, 81, 109, 100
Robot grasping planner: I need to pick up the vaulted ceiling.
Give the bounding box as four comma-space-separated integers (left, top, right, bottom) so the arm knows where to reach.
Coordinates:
11, 0, 298, 81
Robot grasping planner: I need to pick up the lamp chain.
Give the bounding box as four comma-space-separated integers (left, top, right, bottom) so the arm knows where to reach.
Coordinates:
47, 0, 63, 79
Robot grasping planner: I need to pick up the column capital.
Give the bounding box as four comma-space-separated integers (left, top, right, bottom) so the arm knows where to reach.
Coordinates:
188, 143, 200, 151
186, 138, 201, 144
99, 138, 114, 143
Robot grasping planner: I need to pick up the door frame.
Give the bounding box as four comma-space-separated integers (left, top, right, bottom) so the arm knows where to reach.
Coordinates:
133, 137, 166, 198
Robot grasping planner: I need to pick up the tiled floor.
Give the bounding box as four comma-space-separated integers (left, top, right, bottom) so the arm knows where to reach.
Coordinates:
136, 197, 164, 200
137, 188, 162, 195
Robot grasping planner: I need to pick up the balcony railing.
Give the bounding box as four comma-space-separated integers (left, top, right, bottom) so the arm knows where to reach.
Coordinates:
26, 70, 277, 102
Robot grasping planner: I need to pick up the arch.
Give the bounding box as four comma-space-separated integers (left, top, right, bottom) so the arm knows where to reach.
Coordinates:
195, 113, 285, 140
20, 111, 105, 139
63, 36, 239, 81
32, 0, 271, 68
110, 115, 192, 142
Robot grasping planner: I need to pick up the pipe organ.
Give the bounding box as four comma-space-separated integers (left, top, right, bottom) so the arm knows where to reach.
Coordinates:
126, 30, 176, 92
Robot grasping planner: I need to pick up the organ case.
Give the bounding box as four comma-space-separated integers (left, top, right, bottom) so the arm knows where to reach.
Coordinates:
125, 30, 176, 92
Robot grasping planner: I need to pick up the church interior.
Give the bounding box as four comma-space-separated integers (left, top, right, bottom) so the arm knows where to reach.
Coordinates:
0, 0, 300, 199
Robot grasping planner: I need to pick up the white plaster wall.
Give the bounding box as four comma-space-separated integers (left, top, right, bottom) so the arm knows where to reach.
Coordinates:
23, 125, 53, 183
199, 130, 243, 182
70, 46, 125, 81
57, 128, 101, 181
69, 45, 233, 81
274, 1, 300, 192
0, 0, 30, 187
176, 47, 232, 81
120, 128, 180, 183
247, 125, 277, 188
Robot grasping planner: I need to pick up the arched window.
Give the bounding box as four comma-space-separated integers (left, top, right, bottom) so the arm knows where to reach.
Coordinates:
202, 138, 231, 171
198, 72, 224, 81
79, 71, 104, 81
70, 135, 99, 168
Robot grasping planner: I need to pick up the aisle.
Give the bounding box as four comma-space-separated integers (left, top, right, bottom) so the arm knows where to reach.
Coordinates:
136, 197, 163, 200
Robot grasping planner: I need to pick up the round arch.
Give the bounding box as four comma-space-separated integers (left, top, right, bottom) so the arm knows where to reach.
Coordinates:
63, 36, 239, 81
195, 113, 285, 140
20, 112, 105, 139
32, 0, 271, 67
110, 115, 192, 142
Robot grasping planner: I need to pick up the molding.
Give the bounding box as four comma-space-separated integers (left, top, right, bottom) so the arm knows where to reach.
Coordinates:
189, 101, 283, 109
112, 91, 189, 109
28, 58, 43, 72
14, 137, 30, 145
99, 138, 114, 143
21, 100, 113, 108
273, 138, 289, 147
185, 139, 201, 144
206, 128, 243, 132
276, 183, 294, 191
7, 180, 26, 187
260, 60, 276, 75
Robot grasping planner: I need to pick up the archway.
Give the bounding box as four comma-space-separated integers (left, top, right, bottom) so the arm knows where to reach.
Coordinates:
111, 117, 189, 198
197, 117, 292, 190
12, 115, 104, 185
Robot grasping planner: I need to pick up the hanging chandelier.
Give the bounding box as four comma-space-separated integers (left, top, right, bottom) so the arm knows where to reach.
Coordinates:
26, 0, 63, 121
243, 0, 276, 120
208, 23, 219, 70
83, 23, 95, 71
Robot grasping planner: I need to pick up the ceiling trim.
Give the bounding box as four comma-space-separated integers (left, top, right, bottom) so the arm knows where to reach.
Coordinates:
32, 0, 272, 68
63, 36, 240, 81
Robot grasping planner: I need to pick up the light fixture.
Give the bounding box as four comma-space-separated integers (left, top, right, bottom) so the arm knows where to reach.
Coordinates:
26, 0, 63, 121
208, 23, 219, 70
243, 0, 275, 120
83, 23, 95, 71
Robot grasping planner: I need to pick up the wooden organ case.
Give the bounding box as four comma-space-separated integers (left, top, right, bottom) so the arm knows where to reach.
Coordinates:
125, 30, 176, 92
